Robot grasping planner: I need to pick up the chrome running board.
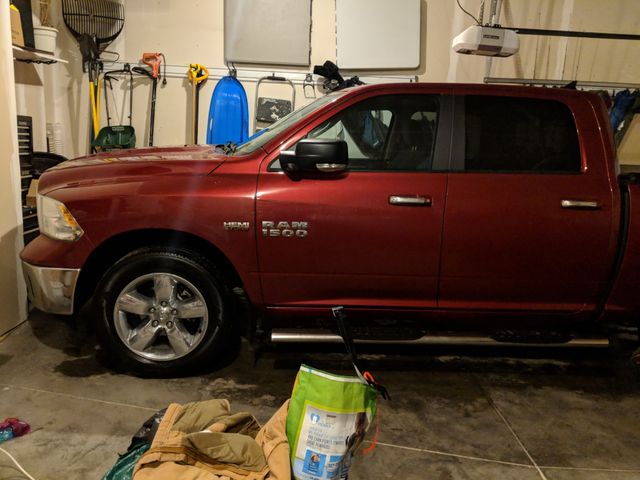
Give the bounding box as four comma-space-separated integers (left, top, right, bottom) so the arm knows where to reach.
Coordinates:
270, 329, 609, 348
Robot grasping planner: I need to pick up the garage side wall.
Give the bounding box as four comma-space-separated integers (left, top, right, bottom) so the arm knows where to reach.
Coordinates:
1, 4, 28, 335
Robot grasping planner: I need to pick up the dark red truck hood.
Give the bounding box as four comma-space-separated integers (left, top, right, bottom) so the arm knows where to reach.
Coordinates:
38, 145, 226, 195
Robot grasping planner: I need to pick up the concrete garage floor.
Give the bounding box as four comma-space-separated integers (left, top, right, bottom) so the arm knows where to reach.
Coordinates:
1, 312, 640, 479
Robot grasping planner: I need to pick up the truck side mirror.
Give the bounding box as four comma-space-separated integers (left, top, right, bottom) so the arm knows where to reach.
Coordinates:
281, 139, 349, 175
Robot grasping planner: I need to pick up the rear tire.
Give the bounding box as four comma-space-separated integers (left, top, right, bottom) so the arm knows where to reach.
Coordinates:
95, 247, 233, 376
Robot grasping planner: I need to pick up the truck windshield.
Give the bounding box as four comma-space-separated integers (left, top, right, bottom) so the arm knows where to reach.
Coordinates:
233, 93, 342, 155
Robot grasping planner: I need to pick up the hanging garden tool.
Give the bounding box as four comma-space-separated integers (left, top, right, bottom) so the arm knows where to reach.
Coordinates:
133, 52, 166, 147
92, 63, 136, 152
61, 0, 125, 150
254, 74, 296, 133
188, 63, 209, 144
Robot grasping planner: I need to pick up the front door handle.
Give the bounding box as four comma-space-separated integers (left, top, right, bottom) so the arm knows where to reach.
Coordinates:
389, 195, 432, 206
561, 200, 602, 210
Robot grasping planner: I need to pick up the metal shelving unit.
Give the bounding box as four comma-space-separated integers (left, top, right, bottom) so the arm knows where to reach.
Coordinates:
17, 116, 38, 244
12, 44, 67, 65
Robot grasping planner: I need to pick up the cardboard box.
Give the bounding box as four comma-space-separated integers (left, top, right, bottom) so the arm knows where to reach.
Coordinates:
26, 179, 38, 207
12, 0, 35, 48
10, 5, 24, 46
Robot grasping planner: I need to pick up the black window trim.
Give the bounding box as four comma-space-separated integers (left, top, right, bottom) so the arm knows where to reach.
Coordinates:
450, 94, 584, 175
267, 93, 454, 173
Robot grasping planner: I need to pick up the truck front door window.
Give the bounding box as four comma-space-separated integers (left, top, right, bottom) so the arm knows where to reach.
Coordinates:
279, 95, 441, 172
306, 107, 392, 170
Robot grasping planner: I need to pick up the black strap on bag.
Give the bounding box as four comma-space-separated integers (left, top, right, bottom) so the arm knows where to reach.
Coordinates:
332, 306, 390, 401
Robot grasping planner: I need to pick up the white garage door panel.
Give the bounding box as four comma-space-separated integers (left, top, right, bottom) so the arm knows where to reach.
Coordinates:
337, 0, 421, 69
224, 0, 311, 66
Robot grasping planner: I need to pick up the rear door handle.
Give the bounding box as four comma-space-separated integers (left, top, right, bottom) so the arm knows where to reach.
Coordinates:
561, 200, 602, 210
389, 195, 432, 206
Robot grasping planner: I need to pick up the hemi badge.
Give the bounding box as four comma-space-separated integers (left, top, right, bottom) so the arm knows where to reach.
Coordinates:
224, 221, 250, 231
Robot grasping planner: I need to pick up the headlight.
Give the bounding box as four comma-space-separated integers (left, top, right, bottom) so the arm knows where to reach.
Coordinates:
37, 194, 84, 241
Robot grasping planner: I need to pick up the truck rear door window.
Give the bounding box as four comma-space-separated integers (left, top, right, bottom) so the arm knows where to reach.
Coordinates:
464, 95, 581, 173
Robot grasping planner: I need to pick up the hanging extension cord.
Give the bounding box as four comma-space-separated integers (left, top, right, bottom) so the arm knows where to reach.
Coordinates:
0, 446, 37, 480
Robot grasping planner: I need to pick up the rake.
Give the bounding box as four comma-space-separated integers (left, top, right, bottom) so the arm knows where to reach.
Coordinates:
62, 0, 124, 54
61, 0, 125, 148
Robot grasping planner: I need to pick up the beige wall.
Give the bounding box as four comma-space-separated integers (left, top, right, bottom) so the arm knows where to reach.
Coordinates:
619, 117, 640, 165
108, 0, 340, 150
14, 62, 47, 150
1, 4, 28, 335
24, 0, 640, 159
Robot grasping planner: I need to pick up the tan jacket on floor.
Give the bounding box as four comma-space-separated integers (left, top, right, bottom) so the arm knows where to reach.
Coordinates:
133, 399, 290, 480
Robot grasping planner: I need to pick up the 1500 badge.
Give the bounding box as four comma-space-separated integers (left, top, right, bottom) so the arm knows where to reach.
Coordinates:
262, 221, 308, 238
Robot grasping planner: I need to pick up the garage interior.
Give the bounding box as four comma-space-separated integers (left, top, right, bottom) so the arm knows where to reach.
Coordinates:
2, 1, 640, 479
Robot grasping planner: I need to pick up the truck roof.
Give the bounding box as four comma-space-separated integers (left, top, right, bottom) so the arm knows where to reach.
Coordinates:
341, 82, 603, 101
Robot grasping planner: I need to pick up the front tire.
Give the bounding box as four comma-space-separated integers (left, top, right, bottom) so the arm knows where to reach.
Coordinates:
95, 247, 232, 375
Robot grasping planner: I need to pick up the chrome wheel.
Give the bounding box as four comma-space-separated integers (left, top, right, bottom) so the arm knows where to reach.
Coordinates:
113, 272, 212, 361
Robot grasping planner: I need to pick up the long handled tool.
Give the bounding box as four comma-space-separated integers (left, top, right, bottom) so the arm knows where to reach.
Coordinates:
133, 53, 166, 147
88, 61, 101, 139
188, 63, 209, 144
61, 0, 125, 150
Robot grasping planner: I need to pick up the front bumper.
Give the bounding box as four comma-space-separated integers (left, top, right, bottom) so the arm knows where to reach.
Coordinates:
22, 261, 80, 315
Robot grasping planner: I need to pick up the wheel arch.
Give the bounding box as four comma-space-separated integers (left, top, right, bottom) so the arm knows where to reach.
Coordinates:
75, 228, 245, 313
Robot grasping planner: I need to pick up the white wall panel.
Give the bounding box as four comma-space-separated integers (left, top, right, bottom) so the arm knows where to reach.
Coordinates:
336, 0, 421, 69
224, 0, 311, 66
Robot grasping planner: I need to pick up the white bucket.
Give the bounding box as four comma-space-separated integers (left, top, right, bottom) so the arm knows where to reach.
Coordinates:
33, 26, 58, 54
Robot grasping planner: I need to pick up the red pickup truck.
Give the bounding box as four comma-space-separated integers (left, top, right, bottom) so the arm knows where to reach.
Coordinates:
21, 83, 640, 374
